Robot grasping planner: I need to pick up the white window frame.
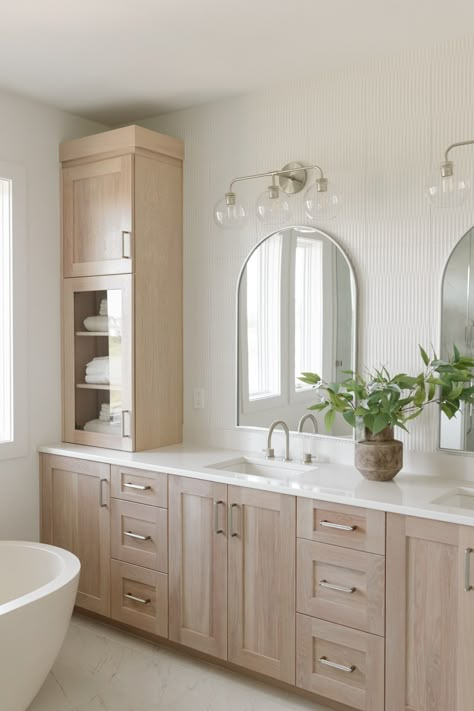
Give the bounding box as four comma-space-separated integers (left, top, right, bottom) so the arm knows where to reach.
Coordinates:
0, 163, 28, 460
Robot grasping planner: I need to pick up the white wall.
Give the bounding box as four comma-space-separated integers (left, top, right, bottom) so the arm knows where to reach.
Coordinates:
0, 90, 105, 540
139, 36, 474, 478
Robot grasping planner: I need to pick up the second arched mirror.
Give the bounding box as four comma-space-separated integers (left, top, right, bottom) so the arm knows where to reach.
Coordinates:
237, 226, 357, 438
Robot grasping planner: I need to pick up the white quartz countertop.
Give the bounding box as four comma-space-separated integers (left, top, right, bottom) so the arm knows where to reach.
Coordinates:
38, 441, 474, 527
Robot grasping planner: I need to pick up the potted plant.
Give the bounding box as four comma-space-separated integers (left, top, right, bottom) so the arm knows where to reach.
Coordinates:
299, 346, 474, 481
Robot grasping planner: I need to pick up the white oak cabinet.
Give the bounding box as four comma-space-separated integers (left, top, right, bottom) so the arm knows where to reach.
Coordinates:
60, 125, 184, 452
386, 514, 474, 711
168, 477, 296, 683
40, 454, 111, 616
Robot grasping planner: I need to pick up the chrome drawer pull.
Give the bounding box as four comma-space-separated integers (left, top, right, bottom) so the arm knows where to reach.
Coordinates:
124, 531, 151, 541
320, 520, 357, 532
319, 656, 356, 673
319, 580, 356, 594
123, 482, 151, 491
465, 547, 473, 592
124, 592, 150, 605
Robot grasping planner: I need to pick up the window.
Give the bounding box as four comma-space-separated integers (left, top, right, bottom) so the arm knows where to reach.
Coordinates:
0, 177, 12, 443
0, 163, 27, 459
294, 236, 323, 391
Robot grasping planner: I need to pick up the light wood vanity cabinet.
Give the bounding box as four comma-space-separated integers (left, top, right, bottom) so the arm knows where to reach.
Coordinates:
386, 514, 474, 711
168, 477, 296, 684
60, 125, 184, 452
40, 454, 111, 616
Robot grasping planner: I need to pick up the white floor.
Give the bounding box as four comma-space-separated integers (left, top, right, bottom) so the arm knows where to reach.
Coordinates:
28, 615, 332, 711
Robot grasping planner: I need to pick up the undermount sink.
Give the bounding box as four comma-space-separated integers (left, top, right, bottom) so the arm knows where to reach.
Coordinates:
431, 488, 474, 512
206, 456, 318, 479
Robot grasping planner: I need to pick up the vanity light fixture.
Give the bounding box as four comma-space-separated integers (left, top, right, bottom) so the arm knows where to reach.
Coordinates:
427, 139, 473, 207
213, 161, 339, 228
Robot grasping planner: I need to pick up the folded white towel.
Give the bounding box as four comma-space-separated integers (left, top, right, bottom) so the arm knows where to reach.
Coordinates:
85, 374, 110, 385
83, 419, 121, 435
99, 298, 108, 316
83, 315, 109, 332
86, 363, 110, 376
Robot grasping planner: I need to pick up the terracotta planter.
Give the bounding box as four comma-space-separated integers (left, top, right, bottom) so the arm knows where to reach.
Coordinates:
354, 426, 402, 481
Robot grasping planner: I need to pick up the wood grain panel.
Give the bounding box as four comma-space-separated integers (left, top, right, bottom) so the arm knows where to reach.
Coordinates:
168, 476, 228, 659
111, 559, 168, 637
297, 498, 385, 554
111, 499, 168, 572
296, 614, 384, 711
228, 486, 296, 684
297, 539, 385, 636
111, 465, 167, 507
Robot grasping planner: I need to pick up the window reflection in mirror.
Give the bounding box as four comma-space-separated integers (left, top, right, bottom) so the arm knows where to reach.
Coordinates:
440, 226, 474, 452
237, 226, 357, 437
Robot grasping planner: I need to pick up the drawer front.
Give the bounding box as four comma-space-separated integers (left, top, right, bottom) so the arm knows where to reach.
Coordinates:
111, 465, 167, 507
111, 499, 168, 572
111, 560, 168, 637
297, 540, 385, 636
296, 614, 384, 711
297, 499, 385, 555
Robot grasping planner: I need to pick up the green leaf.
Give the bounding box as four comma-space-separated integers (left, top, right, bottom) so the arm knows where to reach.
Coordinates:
343, 411, 356, 428
309, 403, 328, 411
372, 413, 391, 435
428, 381, 436, 401
419, 345, 430, 366
298, 372, 321, 385
453, 344, 461, 362
324, 409, 336, 432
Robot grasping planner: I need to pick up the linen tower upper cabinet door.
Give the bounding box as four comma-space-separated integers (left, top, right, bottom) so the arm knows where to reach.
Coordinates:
62, 154, 133, 277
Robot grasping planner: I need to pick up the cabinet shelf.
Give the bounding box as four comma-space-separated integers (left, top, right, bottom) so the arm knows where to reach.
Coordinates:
76, 383, 122, 391
75, 331, 121, 337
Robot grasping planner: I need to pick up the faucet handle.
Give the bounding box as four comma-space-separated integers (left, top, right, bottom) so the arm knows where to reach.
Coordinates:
265, 447, 275, 459
303, 452, 313, 465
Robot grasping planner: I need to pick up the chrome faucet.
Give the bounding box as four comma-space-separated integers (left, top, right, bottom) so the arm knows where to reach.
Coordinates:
298, 413, 318, 464
266, 420, 291, 461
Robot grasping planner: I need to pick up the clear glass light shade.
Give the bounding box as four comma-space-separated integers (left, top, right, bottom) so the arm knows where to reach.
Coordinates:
426, 172, 470, 207
255, 188, 292, 225
213, 196, 248, 229
304, 182, 340, 221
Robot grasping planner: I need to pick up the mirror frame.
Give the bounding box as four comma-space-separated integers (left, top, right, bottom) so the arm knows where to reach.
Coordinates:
438, 226, 474, 456
235, 225, 358, 440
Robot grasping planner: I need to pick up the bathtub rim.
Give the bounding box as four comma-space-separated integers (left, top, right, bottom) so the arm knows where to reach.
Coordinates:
0, 541, 80, 617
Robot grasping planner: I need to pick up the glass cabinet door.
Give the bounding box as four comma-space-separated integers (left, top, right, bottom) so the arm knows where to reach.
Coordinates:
63, 275, 133, 451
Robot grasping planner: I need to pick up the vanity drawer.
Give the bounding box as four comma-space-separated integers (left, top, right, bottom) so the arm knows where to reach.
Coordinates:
297, 499, 385, 555
111, 560, 168, 637
111, 499, 168, 572
297, 540, 385, 636
296, 614, 384, 711
111, 465, 167, 507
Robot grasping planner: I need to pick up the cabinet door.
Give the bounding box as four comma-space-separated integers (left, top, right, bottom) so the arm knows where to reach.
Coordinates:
228, 486, 296, 684
63, 274, 134, 451
40, 454, 111, 616
62, 155, 133, 277
386, 514, 474, 711
168, 476, 228, 659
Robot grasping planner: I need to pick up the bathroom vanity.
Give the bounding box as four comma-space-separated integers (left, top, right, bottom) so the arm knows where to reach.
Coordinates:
39, 443, 474, 711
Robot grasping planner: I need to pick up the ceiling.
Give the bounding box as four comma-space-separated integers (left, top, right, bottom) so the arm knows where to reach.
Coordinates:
1, 0, 474, 125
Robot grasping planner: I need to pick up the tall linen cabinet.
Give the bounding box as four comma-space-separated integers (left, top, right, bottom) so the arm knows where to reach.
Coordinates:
60, 125, 183, 451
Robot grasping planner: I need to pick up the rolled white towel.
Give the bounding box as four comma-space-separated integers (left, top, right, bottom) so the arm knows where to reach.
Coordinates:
85, 374, 110, 385
86, 363, 110, 376
83, 315, 109, 332
83, 419, 121, 435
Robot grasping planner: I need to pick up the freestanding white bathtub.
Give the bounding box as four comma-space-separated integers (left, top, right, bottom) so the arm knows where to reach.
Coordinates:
0, 541, 80, 711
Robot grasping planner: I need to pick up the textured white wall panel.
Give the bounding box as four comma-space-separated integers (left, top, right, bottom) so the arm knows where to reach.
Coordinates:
140, 38, 474, 478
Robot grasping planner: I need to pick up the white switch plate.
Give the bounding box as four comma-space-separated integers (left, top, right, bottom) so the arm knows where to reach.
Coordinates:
193, 388, 205, 409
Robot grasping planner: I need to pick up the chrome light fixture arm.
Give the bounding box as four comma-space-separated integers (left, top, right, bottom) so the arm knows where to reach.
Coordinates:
226, 162, 327, 203
440, 139, 474, 177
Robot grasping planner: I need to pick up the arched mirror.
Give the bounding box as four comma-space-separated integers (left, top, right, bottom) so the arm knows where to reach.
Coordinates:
237, 226, 357, 438
440, 226, 474, 452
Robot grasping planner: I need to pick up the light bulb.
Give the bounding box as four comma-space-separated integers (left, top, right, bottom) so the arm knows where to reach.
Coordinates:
213, 192, 248, 229
304, 177, 340, 221
256, 182, 292, 225
426, 162, 470, 207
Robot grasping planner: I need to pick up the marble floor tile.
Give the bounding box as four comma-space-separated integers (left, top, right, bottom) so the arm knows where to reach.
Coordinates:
29, 615, 332, 711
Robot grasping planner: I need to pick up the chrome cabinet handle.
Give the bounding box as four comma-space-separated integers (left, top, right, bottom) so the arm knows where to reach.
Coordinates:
124, 592, 150, 605
319, 656, 356, 673
121, 410, 132, 438
99, 478, 107, 507
319, 580, 356, 594
320, 520, 357, 532
230, 503, 239, 537
123, 482, 151, 491
122, 231, 133, 259
214, 500, 225, 534
124, 531, 151, 541
465, 547, 473, 592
